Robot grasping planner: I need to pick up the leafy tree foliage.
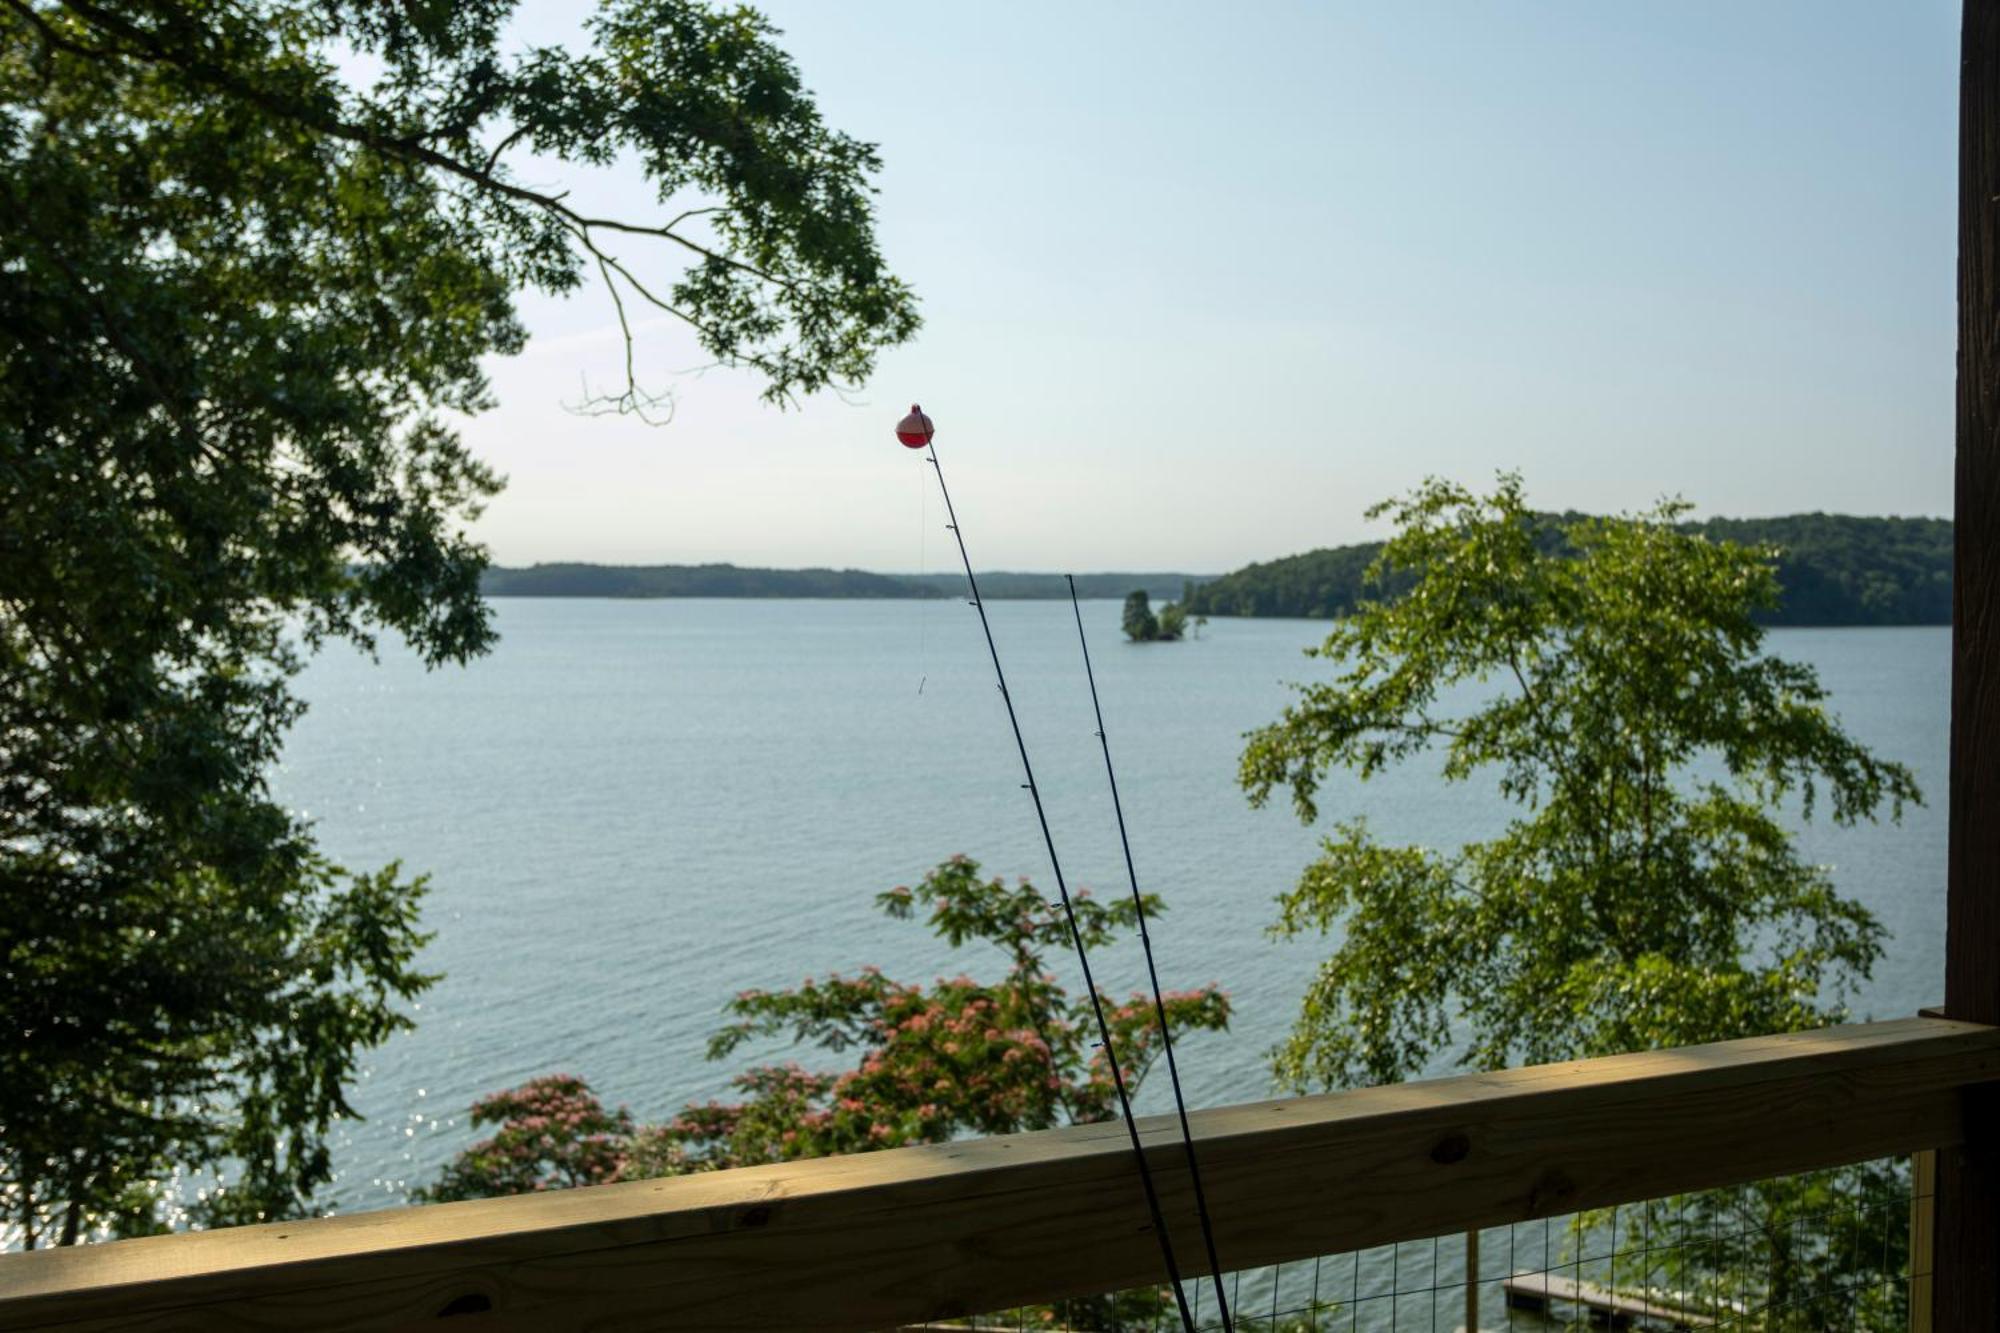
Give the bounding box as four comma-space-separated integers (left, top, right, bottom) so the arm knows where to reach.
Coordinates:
424, 857, 1228, 1328
1, 0, 915, 1244
1241, 475, 1918, 1090
1240, 475, 1922, 1328
1620, 1158, 1912, 1331
427, 856, 1229, 1189
420, 1075, 635, 1201
1185, 513, 1951, 627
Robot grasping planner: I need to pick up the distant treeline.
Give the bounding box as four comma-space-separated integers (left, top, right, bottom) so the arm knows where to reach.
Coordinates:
890, 572, 1205, 603
1181, 514, 1952, 627
481, 564, 1206, 603
482, 563, 933, 599
485, 516, 1949, 624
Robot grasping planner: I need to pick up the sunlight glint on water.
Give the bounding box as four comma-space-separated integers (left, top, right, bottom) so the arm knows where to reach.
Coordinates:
268, 601, 1948, 1216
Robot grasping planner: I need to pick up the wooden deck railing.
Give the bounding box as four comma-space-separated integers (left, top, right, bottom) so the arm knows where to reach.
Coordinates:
2, 1015, 1995, 1332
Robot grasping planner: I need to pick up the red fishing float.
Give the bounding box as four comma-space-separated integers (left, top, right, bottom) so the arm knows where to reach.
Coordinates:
895, 404, 934, 448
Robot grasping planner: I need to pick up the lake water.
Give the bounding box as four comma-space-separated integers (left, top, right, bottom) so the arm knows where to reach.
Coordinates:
274, 600, 1950, 1218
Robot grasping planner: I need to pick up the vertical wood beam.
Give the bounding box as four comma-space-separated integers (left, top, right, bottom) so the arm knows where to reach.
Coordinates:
1913, 1149, 1937, 1333
1465, 1228, 1481, 1333
1944, 3, 2000, 1327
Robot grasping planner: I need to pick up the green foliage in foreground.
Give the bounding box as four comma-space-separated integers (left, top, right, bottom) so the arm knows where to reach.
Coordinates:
1241, 475, 1920, 1327
1243, 475, 1918, 1089
426, 857, 1229, 1198
424, 858, 1228, 1325
1186, 512, 1951, 626
1, 0, 914, 1246
1627, 1161, 1910, 1332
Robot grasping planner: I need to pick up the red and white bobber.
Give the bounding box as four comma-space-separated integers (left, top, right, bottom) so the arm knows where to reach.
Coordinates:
895, 404, 934, 448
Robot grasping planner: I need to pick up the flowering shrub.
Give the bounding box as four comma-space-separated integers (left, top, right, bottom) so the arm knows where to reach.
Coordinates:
427, 856, 1230, 1188
417, 1075, 633, 1203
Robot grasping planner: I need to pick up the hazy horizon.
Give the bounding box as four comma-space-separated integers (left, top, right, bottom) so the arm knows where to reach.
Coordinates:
483, 504, 1953, 576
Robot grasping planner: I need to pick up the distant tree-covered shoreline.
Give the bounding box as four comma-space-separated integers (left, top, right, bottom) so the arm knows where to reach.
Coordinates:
1182, 514, 1951, 627
481, 563, 936, 600
481, 565, 1206, 602
482, 515, 1949, 626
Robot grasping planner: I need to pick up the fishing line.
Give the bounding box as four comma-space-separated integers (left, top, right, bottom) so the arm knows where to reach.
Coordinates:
1066, 574, 1232, 1331
917, 454, 928, 695
900, 405, 1197, 1333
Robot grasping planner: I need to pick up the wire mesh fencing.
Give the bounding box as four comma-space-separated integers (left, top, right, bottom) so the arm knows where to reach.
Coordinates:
897, 1155, 1927, 1332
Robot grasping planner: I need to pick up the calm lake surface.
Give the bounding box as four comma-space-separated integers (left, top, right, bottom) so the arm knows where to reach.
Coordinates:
274, 600, 1949, 1217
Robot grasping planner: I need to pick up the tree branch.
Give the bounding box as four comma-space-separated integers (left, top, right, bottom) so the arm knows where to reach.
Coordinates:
47, 1, 800, 291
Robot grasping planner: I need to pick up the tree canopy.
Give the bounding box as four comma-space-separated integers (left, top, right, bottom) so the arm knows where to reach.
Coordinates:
1238, 476, 1925, 1324
422, 857, 1226, 1330
1, 0, 915, 1244
423, 856, 1229, 1200
1240, 475, 1920, 1092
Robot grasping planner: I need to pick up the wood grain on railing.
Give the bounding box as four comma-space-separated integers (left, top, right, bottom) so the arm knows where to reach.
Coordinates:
3, 1016, 1996, 1333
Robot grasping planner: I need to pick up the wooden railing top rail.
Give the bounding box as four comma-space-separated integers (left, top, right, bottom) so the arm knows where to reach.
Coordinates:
4, 1015, 1997, 1332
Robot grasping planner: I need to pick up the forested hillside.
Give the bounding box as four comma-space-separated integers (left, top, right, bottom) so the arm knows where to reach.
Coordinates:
1684, 515, 1951, 625
1182, 514, 1952, 626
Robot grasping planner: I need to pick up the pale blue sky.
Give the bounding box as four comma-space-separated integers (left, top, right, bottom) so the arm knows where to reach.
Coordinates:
459, 2, 1959, 572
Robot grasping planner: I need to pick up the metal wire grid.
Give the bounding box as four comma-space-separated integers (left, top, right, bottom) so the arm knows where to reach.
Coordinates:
898, 1156, 1927, 1333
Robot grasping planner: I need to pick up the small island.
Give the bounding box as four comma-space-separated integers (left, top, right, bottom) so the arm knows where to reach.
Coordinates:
1121, 589, 1203, 642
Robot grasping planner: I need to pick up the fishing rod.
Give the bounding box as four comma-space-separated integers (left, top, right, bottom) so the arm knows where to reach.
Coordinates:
1066, 574, 1232, 1331
897, 405, 1198, 1333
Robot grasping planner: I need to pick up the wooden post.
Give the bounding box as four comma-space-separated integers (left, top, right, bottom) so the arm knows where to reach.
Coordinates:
1912, 1149, 1937, 1333
1943, 3, 2000, 1328
1465, 1228, 1480, 1333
